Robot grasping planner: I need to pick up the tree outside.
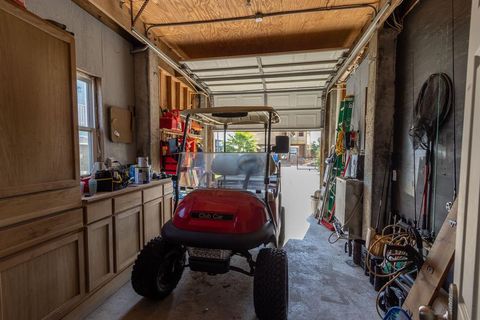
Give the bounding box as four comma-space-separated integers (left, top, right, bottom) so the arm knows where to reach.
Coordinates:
310, 141, 320, 167
225, 132, 258, 152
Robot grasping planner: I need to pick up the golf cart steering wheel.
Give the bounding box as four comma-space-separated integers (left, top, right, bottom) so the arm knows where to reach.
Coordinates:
238, 154, 264, 189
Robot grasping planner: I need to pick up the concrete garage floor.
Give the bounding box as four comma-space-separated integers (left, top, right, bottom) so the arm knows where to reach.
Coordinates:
86, 168, 378, 320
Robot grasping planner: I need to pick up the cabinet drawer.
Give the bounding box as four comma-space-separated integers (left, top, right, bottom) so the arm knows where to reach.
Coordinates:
114, 191, 142, 214
163, 182, 173, 195
86, 217, 114, 292
0, 208, 83, 258
85, 199, 112, 224
114, 206, 142, 271
142, 185, 163, 203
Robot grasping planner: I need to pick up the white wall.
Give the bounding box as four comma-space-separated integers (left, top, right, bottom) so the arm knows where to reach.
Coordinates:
346, 57, 369, 151
25, 0, 136, 165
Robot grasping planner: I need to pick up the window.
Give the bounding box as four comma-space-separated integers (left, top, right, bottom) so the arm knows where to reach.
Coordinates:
77, 73, 97, 176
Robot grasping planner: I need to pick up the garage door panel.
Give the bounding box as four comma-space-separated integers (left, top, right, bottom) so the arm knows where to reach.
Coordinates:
274, 110, 321, 129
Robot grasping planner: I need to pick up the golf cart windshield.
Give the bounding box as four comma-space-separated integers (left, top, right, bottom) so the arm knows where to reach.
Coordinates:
178, 152, 270, 191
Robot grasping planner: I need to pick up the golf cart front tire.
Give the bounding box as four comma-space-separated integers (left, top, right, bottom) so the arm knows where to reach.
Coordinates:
254, 248, 289, 320
131, 237, 185, 299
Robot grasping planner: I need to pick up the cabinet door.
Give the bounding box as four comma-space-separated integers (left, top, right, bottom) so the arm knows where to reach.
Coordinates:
143, 198, 163, 244
0, 232, 85, 320
163, 194, 173, 225
86, 217, 114, 292
114, 206, 142, 272
0, 1, 79, 199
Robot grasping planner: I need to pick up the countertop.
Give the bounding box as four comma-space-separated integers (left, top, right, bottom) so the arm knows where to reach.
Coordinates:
82, 178, 172, 203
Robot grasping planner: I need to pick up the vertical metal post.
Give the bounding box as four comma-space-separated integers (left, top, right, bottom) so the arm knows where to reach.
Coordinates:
264, 123, 268, 152
223, 124, 227, 152
174, 114, 191, 210
264, 112, 272, 204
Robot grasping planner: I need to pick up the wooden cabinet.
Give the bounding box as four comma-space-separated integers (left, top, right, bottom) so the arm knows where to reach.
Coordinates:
86, 218, 114, 292
114, 206, 143, 272
0, 232, 85, 320
163, 193, 174, 224
143, 184, 163, 203
0, 3, 83, 319
85, 199, 112, 224
143, 198, 163, 244
0, 1, 79, 200
0, 209, 83, 258
114, 191, 142, 214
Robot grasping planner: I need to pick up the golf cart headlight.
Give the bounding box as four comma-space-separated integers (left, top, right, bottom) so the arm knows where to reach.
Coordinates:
187, 247, 232, 260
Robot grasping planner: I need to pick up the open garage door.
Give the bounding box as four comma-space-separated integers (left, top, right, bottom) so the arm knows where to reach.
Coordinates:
182, 49, 347, 130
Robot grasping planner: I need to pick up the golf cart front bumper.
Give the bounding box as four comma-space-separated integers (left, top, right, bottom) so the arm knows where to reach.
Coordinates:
161, 220, 274, 251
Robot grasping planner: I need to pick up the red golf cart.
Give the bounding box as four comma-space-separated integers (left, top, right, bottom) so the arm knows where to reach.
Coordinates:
131, 106, 289, 320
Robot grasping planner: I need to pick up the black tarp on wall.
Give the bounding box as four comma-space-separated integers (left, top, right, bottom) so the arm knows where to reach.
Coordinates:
392, 0, 471, 235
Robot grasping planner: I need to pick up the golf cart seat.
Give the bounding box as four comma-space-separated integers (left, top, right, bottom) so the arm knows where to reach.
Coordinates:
211, 154, 241, 176
211, 153, 276, 177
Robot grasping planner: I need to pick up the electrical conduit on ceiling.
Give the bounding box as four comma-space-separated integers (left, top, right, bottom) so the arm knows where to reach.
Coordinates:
144, 3, 378, 32
326, 0, 395, 94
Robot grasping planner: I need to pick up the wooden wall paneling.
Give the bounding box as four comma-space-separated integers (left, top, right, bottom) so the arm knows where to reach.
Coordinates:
159, 69, 168, 110
163, 193, 174, 224
165, 75, 175, 109
0, 1, 80, 198
84, 199, 112, 224
0, 232, 85, 320
182, 86, 189, 109
86, 217, 114, 292
143, 198, 163, 244
0, 208, 83, 258
0, 186, 81, 228
113, 191, 142, 214
175, 81, 183, 110
187, 90, 193, 109
114, 206, 143, 272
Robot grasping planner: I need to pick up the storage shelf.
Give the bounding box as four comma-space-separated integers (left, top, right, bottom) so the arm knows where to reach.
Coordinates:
160, 128, 203, 140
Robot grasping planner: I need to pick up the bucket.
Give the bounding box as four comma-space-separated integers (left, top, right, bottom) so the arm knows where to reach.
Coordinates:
310, 190, 321, 216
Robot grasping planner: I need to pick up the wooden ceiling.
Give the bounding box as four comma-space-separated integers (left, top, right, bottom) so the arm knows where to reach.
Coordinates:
129, 0, 379, 60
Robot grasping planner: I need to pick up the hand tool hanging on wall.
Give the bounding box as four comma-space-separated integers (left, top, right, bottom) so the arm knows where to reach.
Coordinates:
408, 73, 453, 233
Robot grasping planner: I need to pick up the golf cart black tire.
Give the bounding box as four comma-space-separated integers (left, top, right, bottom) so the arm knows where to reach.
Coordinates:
254, 248, 289, 320
278, 207, 286, 248
131, 236, 185, 300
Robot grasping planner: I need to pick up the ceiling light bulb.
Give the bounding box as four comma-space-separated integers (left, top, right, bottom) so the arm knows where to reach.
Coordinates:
254, 13, 263, 23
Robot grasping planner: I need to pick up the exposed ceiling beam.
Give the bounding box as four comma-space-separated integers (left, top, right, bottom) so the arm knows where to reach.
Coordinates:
199, 70, 333, 82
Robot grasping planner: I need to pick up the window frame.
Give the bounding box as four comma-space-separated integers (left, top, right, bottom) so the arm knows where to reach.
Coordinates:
77, 71, 99, 177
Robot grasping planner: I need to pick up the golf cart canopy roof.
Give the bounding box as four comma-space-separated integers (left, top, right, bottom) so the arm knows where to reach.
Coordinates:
181, 106, 280, 126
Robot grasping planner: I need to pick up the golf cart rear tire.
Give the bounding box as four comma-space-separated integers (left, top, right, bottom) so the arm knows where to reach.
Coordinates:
131, 237, 185, 300
254, 248, 288, 320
